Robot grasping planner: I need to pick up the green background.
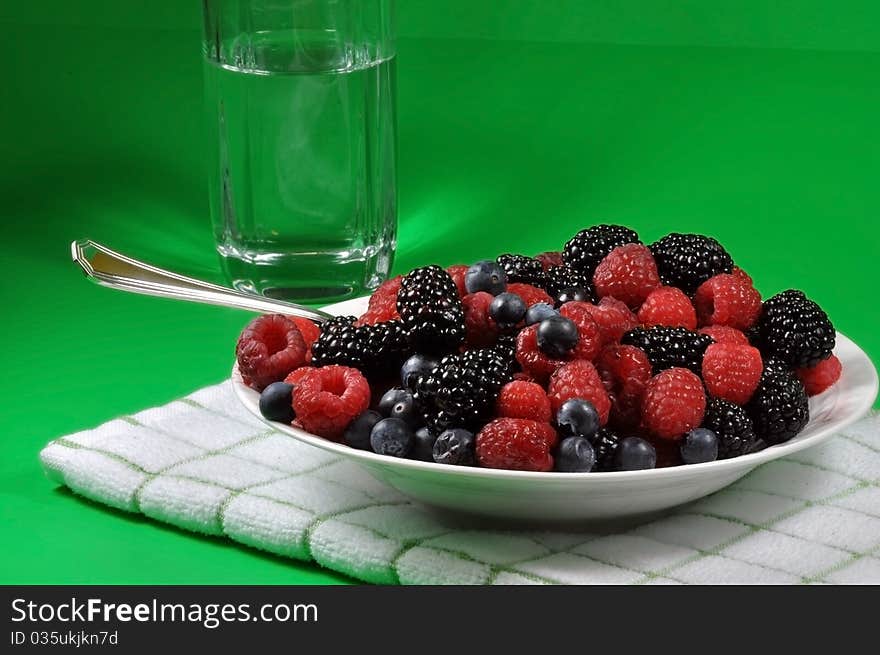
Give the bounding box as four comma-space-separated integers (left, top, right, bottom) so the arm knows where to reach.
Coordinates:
1, 2, 878, 585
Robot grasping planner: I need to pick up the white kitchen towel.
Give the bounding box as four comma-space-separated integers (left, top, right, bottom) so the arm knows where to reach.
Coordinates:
40, 381, 880, 584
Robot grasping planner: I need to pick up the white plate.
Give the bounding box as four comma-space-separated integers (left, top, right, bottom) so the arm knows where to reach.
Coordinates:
232, 296, 878, 521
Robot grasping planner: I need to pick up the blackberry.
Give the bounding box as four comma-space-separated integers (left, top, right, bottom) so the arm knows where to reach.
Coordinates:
702, 398, 757, 459
747, 359, 810, 445
544, 264, 597, 302
493, 333, 519, 371
496, 253, 547, 288
414, 348, 512, 433
396, 265, 465, 355
755, 290, 835, 368
621, 326, 713, 375
311, 320, 410, 378
590, 428, 620, 472
563, 224, 641, 276
649, 233, 734, 294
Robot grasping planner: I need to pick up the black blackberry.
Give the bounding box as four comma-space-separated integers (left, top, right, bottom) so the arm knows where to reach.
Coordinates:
591, 428, 620, 472
396, 265, 465, 355
563, 224, 641, 276
493, 333, 519, 372
755, 290, 835, 368
702, 398, 757, 459
413, 348, 512, 433
544, 264, 597, 302
746, 359, 810, 445
311, 320, 410, 378
621, 326, 713, 375
496, 253, 546, 288
649, 233, 734, 294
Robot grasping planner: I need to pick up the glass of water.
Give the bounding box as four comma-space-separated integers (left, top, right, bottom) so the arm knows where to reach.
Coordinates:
202, 0, 397, 302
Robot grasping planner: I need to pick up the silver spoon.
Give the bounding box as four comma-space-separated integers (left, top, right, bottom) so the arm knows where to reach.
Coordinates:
71, 239, 334, 323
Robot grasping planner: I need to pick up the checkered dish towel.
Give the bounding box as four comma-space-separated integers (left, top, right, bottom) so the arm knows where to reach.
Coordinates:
40, 381, 880, 584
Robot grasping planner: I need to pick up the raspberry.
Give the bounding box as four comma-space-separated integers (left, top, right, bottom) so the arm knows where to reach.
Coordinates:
731, 267, 753, 285
596, 344, 652, 430
291, 317, 321, 349
236, 315, 308, 391
637, 286, 697, 330
796, 355, 842, 396
285, 365, 371, 440
507, 283, 554, 308
462, 292, 500, 348
698, 325, 749, 346
495, 381, 552, 422
694, 274, 762, 330
357, 276, 402, 326
536, 251, 563, 270
702, 342, 763, 405
515, 324, 567, 384
547, 360, 612, 426
577, 297, 638, 346
446, 265, 469, 299
475, 418, 556, 471
592, 244, 660, 309
559, 302, 603, 361
641, 368, 706, 440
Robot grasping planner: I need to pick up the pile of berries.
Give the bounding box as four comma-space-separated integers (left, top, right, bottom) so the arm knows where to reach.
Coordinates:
237, 224, 841, 473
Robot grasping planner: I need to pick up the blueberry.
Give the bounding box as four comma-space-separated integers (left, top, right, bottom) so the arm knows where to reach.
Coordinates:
555, 436, 596, 472
390, 392, 421, 427
489, 292, 527, 327
401, 354, 438, 390
465, 260, 507, 295
378, 388, 409, 416
525, 302, 559, 326
556, 398, 600, 439
432, 428, 475, 466
370, 418, 414, 458
536, 315, 579, 357
344, 410, 382, 450
411, 426, 437, 462
615, 437, 657, 471
556, 287, 591, 306
258, 382, 295, 424
680, 428, 719, 464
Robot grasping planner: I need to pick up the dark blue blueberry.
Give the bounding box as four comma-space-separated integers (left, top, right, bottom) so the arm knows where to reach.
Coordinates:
464, 260, 507, 295
378, 388, 409, 416
536, 315, 579, 357
556, 398, 600, 439
370, 418, 414, 458
400, 354, 438, 390
615, 437, 657, 471
555, 436, 596, 472
411, 426, 437, 462
432, 428, 475, 466
525, 302, 558, 326
680, 428, 719, 464
258, 382, 295, 424
489, 292, 527, 327
556, 286, 591, 306
388, 390, 421, 427
344, 410, 382, 450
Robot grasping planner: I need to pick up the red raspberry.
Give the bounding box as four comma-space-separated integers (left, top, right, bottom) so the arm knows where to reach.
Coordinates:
641, 368, 706, 440
637, 286, 697, 330
507, 282, 554, 308
547, 360, 612, 426
462, 291, 500, 348
290, 317, 321, 349
593, 244, 661, 309
694, 273, 762, 330
446, 265, 469, 299
698, 325, 749, 345
796, 355, 842, 396
535, 251, 563, 270
559, 302, 602, 361
701, 342, 763, 405
513, 371, 537, 383
579, 297, 638, 346
515, 324, 567, 384
596, 344, 652, 430
475, 418, 555, 472
732, 266, 753, 285
236, 315, 307, 391
285, 365, 370, 441
495, 381, 552, 422
357, 276, 402, 325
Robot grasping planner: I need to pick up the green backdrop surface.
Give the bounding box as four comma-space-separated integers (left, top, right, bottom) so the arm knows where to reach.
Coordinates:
1, 2, 878, 585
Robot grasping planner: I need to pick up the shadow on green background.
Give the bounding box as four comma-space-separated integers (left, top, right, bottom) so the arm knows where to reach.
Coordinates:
1, 2, 877, 584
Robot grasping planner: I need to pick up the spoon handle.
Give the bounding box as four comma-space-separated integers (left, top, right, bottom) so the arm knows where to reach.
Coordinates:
71, 239, 334, 323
